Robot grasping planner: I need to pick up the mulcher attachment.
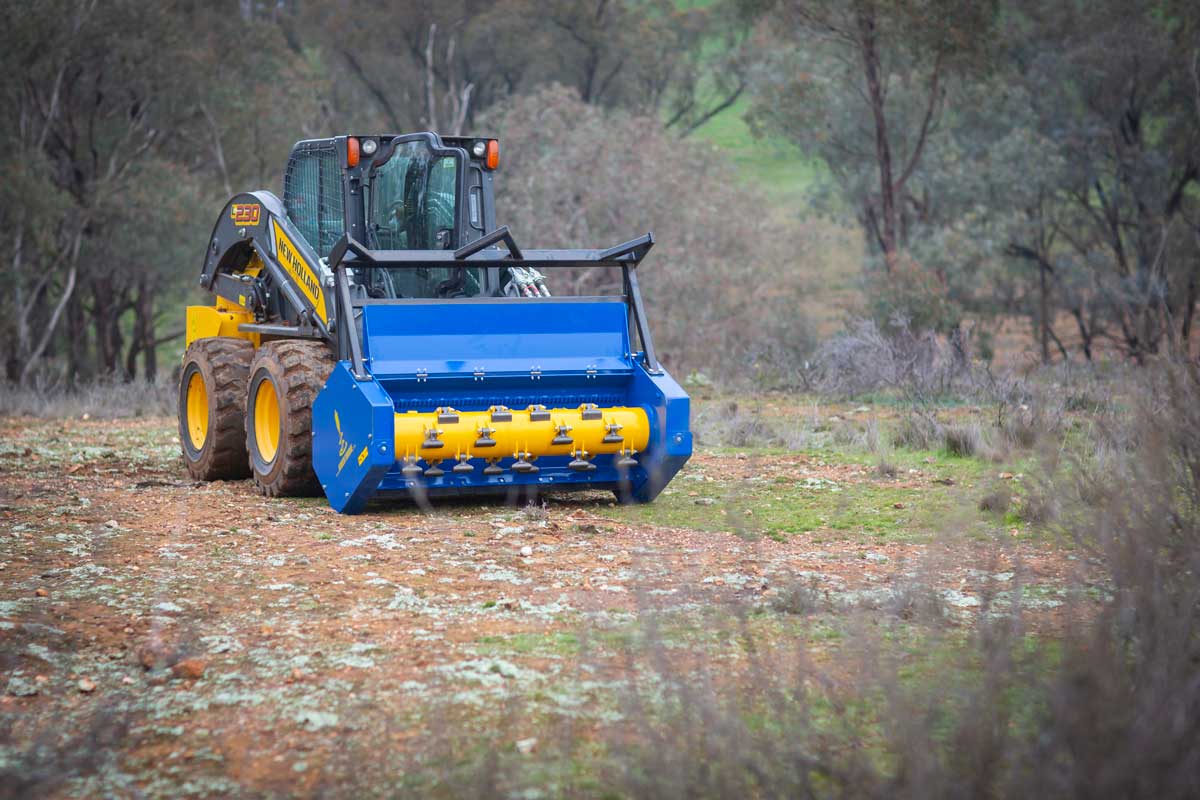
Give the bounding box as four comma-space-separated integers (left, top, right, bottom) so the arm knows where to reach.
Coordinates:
312, 297, 690, 513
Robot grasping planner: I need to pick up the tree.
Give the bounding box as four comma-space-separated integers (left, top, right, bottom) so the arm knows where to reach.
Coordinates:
747, 0, 997, 276
998, 0, 1200, 362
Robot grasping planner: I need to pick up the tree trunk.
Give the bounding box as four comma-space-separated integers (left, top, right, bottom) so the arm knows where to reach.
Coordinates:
67, 291, 88, 383
125, 279, 156, 382
856, 8, 898, 271
1039, 262, 1050, 364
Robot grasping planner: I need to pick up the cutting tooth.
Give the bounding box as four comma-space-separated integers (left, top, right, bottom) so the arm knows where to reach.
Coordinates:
529, 405, 551, 422
602, 421, 624, 444
474, 425, 497, 448
436, 408, 459, 425
483, 460, 504, 476
511, 451, 539, 474
551, 423, 574, 446
569, 449, 595, 472
490, 406, 513, 423
617, 448, 638, 469
424, 463, 445, 478
401, 457, 423, 478
421, 427, 445, 449
580, 403, 602, 421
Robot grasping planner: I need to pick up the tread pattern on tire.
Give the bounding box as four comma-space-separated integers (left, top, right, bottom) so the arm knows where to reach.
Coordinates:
180, 337, 254, 481
247, 340, 335, 497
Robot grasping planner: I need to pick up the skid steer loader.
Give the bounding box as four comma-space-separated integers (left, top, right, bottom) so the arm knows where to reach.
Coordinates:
179, 133, 690, 513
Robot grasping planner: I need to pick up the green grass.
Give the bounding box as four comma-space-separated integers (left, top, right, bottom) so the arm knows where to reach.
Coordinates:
601, 449, 993, 543
690, 98, 830, 208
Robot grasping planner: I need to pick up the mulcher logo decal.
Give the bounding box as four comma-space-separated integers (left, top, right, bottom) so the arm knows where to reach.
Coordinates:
335, 411, 355, 476
271, 219, 328, 323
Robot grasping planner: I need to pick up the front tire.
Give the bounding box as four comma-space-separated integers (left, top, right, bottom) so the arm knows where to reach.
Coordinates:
245, 340, 334, 497
179, 338, 255, 481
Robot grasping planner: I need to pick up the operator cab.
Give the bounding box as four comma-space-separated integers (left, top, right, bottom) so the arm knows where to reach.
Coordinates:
282, 132, 506, 299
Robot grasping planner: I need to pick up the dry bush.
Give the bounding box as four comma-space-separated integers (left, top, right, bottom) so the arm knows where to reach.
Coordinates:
942, 421, 985, 458
813, 317, 977, 401
770, 577, 828, 615
876, 455, 899, 478
477, 85, 816, 378
0, 709, 129, 800
0, 374, 176, 418
362, 362, 1200, 799
978, 483, 1012, 514
892, 409, 944, 450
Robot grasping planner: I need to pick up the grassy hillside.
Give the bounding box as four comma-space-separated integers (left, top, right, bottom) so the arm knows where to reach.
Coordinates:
689, 97, 864, 333
690, 97, 831, 208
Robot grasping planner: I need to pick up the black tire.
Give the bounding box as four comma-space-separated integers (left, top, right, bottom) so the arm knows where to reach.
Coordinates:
179, 337, 255, 481
245, 340, 335, 497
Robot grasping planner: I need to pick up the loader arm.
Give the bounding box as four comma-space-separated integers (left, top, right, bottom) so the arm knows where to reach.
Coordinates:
192, 191, 334, 347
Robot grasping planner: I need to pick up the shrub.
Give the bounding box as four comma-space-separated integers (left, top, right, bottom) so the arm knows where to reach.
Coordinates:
477, 85, 815, 379
942, 422, 985, 458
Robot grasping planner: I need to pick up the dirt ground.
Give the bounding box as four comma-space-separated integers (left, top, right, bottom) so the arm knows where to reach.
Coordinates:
0, 413, 1085, 797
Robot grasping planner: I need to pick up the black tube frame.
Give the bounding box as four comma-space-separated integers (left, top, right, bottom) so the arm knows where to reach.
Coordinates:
326, 230, 662, 380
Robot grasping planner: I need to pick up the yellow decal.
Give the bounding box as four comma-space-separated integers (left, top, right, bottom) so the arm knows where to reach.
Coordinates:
272, 218, 328, 324
335, 410, 355, 476
357, 446, 369, 466
230, 203, 261, 226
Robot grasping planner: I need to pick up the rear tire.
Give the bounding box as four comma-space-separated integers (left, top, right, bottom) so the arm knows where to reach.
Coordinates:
245, 340, 335, 497
179, 338, 255, 481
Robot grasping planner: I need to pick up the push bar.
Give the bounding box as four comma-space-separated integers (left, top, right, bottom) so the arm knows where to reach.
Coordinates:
326, 229, 661, 379
326, 232, 654, 272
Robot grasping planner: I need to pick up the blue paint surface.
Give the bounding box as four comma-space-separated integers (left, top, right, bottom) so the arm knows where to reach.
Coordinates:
313, 299, 691, 513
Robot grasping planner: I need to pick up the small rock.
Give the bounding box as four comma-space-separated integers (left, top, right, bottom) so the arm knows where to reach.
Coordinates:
743, 509, 753, 516
122, 676, 135, 685
694, 498, 715, 506
863, 552, 889, 563
519, 545, 533, 557
515, 737, 538, 755
34, 675, 49, 684
170, 658, 207, 680
34, 588, 48, 597
77, 678, 97, 693
893, 502, 906, 509
103, 520, 119, 529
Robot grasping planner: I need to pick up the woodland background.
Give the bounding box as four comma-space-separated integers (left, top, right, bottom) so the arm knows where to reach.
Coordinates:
2, 0, 1198, 384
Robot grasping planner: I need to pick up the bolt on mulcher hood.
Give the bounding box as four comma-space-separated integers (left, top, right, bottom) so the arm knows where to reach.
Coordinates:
310, 230, 691, 513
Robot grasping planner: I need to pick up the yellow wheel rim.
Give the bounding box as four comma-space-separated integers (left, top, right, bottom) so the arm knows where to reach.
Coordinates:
185, 372, 209, 451
254, 378, 281, 463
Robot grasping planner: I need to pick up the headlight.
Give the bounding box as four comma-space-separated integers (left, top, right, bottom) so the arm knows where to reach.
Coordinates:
471, 140, 487, 158
360, 138, 379, 156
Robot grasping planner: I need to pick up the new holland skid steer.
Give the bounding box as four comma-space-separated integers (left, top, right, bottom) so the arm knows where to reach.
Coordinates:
179, 133, 691, 513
